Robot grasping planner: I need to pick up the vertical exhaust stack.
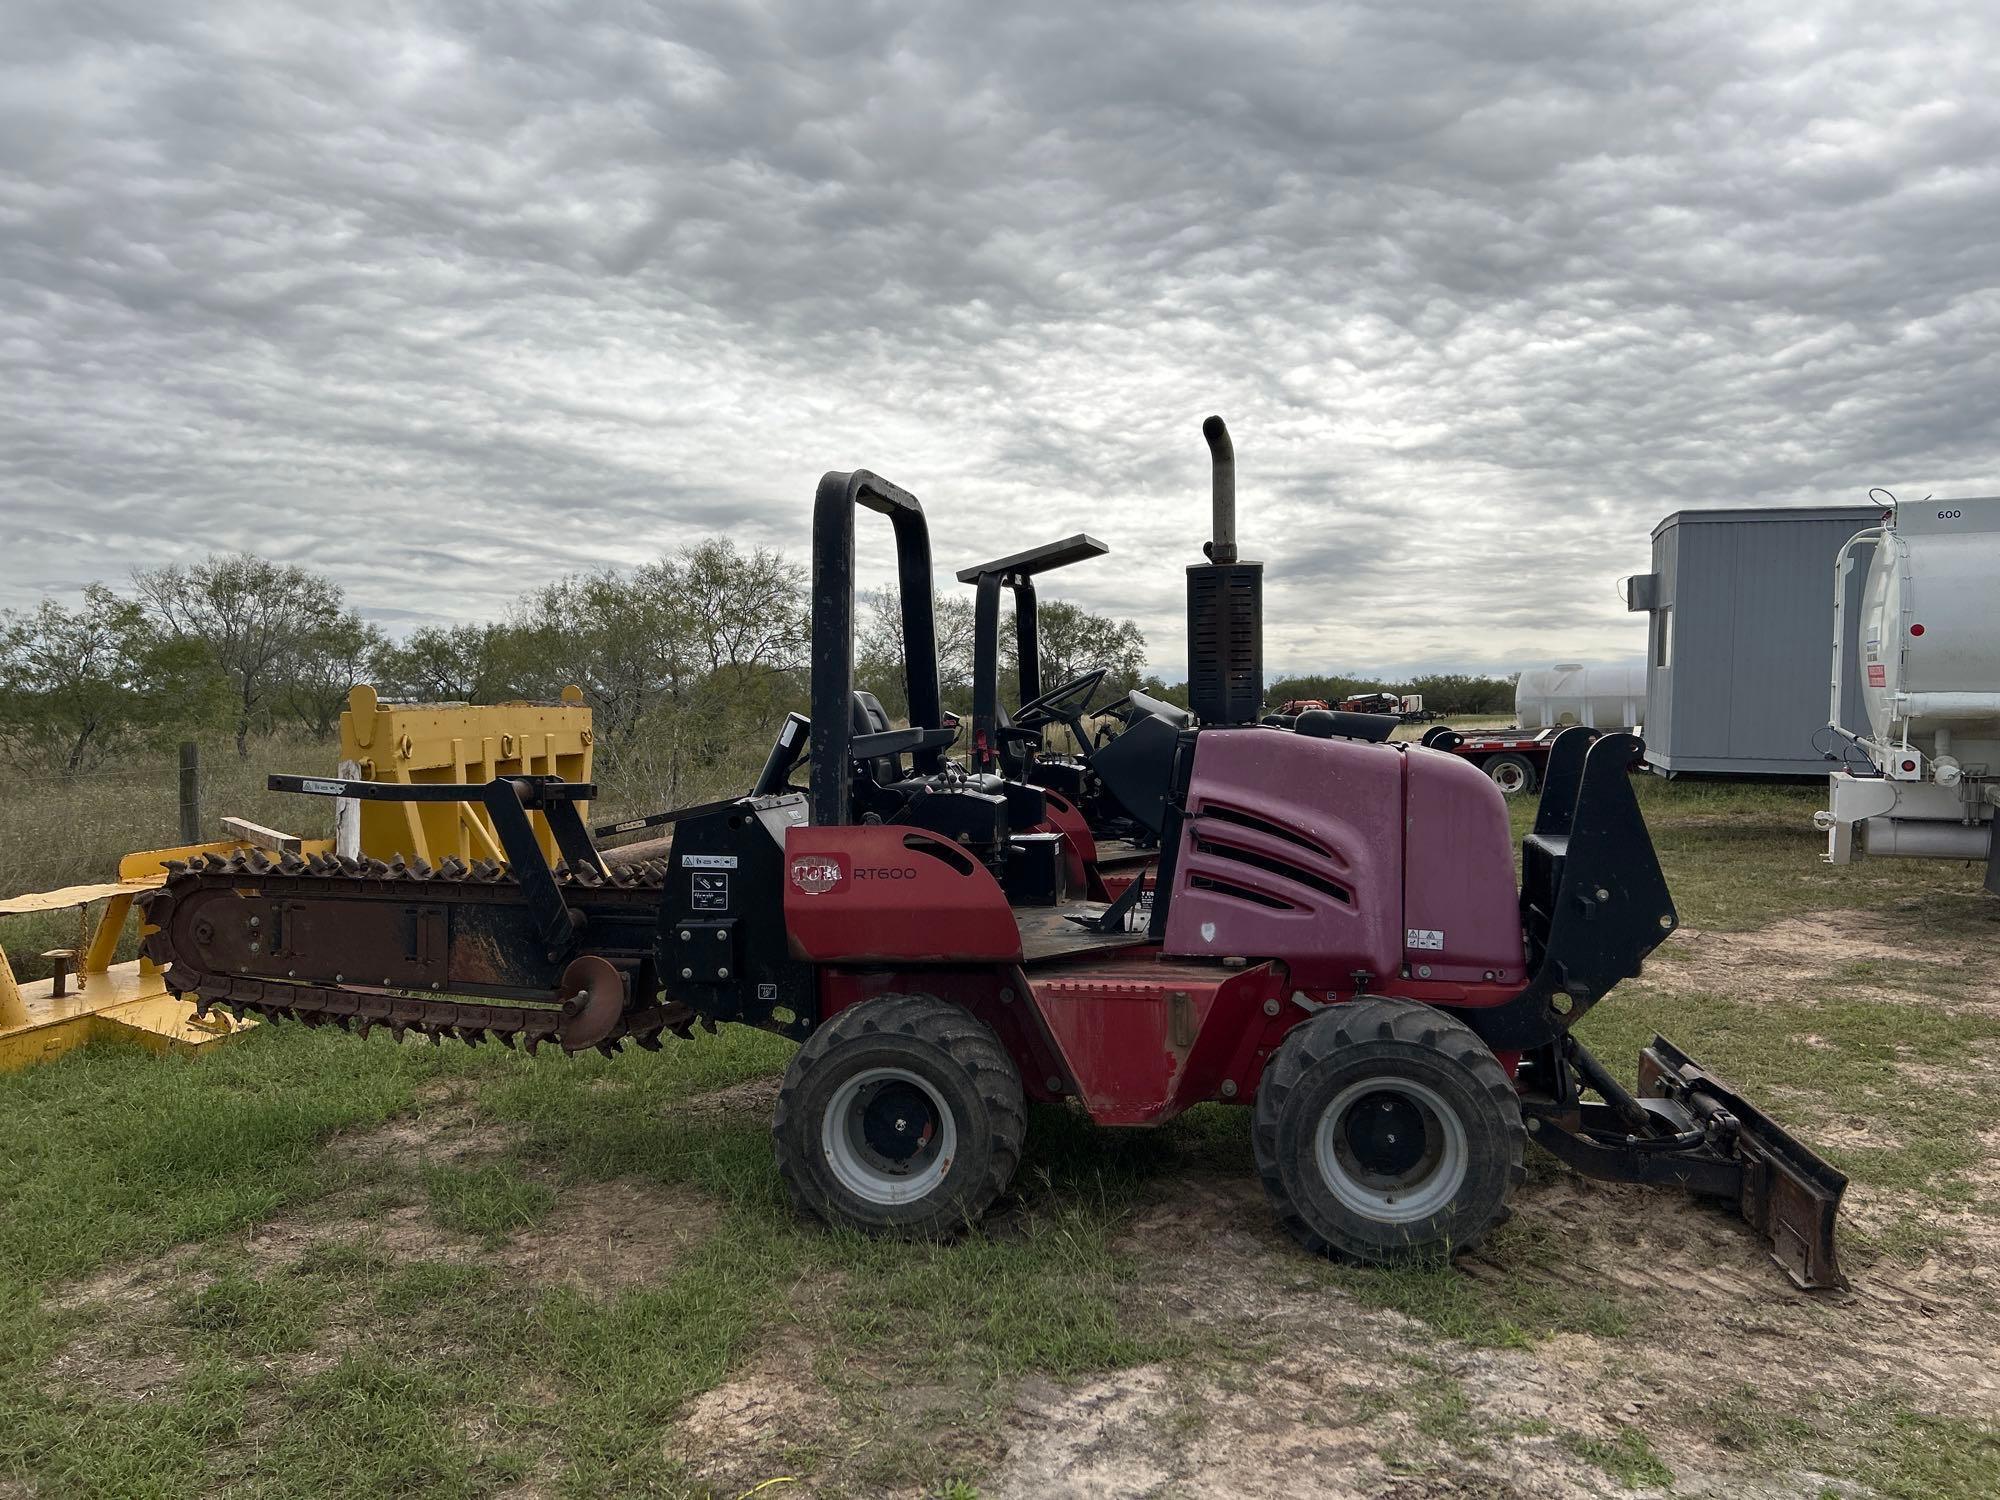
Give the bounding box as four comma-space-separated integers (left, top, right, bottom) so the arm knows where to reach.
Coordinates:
1186, 415, 1264, 724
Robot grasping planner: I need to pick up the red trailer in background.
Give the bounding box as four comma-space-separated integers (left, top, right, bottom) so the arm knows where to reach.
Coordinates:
1420, 724, 1628, 797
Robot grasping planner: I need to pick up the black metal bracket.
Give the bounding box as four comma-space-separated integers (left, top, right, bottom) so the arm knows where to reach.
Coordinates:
1521, 1034, 1847, 1289
1069, 869, 1149, 933
269, 773, 593, 963
270, 774, 596, 803
1444, 728, 1676, 1050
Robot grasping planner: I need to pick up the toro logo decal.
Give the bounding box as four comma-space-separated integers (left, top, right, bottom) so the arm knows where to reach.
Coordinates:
789, 853, 846, 895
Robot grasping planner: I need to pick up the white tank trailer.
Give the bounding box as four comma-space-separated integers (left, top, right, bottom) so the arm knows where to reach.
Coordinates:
1818, 495, 2000, 890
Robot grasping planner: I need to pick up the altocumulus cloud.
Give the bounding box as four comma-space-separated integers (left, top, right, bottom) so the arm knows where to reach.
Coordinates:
3, 0, 1997, 677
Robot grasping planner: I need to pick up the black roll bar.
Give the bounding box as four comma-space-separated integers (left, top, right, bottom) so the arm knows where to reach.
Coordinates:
809, 469, 944, 826
956, 534, 1108, 772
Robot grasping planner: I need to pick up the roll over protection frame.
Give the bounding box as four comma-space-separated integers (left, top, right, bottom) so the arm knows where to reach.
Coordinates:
809, 469, 945, 827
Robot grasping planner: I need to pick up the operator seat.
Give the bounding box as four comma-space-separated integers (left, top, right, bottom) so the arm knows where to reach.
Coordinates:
1125, 689, 1193, 730
1294, 709, 1397, 744
849, 691, 901, 784
1089, 710, 1179, 837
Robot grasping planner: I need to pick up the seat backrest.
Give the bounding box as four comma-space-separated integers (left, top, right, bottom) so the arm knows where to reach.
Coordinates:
850, 691, 892, 735
1295, 709, 1397, 744
1091, 712, 1180, 836
1126, 689, 1193, 729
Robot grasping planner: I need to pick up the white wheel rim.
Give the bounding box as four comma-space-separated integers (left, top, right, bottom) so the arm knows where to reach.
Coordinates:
1313, 1077, 1469, 1225
822, 1066, 958, 1206
1490, 761, 1527, 794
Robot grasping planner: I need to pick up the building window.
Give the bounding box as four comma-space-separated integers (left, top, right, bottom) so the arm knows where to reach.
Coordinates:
1654, 607, 1672, 669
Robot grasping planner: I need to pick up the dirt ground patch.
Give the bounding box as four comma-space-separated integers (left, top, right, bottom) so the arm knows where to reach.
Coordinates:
496, 1177, 717, 1294
1658, 909, 2000, 1013
666, 1331, 836, 1493
673, 1071, 781, 1120
979, 1168, 1993, 1499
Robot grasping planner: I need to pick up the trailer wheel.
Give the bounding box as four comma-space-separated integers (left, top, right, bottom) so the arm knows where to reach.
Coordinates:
1483, 753, 1537, 796
1253, 998, 1525, 1263
774, 992, 1025, 1238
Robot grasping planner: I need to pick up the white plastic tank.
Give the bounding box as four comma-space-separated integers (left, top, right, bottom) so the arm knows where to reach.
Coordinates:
1513, 663, 1645, 730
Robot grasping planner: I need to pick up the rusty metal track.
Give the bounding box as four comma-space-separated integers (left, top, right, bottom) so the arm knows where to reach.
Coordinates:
139, 849, 696, 1055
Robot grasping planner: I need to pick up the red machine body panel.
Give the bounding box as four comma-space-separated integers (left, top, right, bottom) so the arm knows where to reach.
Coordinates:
783, 824, 1021, 963
1162, 727, 1404, 988
817, 965, 1074, 1105
1401, 746, 1529, 985
1028, 957, 1288, 1125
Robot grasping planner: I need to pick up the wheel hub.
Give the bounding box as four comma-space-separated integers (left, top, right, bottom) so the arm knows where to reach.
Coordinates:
1313, 1076, 1470, 1225
861, 1080, 937, 1165
1342, 1091, 1428, 1179
821, 1066, 959, 1207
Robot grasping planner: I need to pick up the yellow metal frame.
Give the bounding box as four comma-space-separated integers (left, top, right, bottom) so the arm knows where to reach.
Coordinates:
339, 684, 592, 866
1, 839, 327, 1073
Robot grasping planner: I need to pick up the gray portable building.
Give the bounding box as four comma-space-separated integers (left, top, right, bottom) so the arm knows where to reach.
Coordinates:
1623, 506, 1879, 776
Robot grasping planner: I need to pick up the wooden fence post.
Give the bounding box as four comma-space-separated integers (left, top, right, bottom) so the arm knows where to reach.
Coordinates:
178, 741, 201, 844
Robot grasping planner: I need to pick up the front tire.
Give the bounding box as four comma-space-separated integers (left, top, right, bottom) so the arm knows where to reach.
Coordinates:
1253, 998, 1525, 1263
774, 993, 1025, 1237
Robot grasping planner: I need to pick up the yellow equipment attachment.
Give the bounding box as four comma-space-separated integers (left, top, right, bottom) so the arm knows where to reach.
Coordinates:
338, 683, 592, 867
0, 839, 326, 1071
1, 684, 596, 1072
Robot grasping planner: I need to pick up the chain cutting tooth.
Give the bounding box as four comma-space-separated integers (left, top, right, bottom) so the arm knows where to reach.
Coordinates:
410, 857, 434, 880
279, 852, 306, 875
438, 857, 468, 880
633, 1032, 663, 1051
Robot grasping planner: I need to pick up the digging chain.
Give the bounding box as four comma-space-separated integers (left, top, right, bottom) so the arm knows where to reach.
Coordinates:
139, 847, 701, 1056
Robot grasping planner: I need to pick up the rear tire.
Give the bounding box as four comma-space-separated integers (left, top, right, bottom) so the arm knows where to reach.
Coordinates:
774, 993, 1025, 1237
1483, 753, 1538, 796
1253, 998, 1525, 1263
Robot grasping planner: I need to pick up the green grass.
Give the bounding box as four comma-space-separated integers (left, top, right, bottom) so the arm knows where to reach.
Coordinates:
421, 1165, 556, 1242
1561, 1427, 1674, 1488
1852, 1406, 2000, 1500
3, 776, 1998, 1496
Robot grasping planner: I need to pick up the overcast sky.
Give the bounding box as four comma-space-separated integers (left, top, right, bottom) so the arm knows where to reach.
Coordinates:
4, 1, 1996, 679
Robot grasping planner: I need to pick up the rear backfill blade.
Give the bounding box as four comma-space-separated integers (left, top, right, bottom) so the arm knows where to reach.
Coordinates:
1640, 1035, 1848, 1290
